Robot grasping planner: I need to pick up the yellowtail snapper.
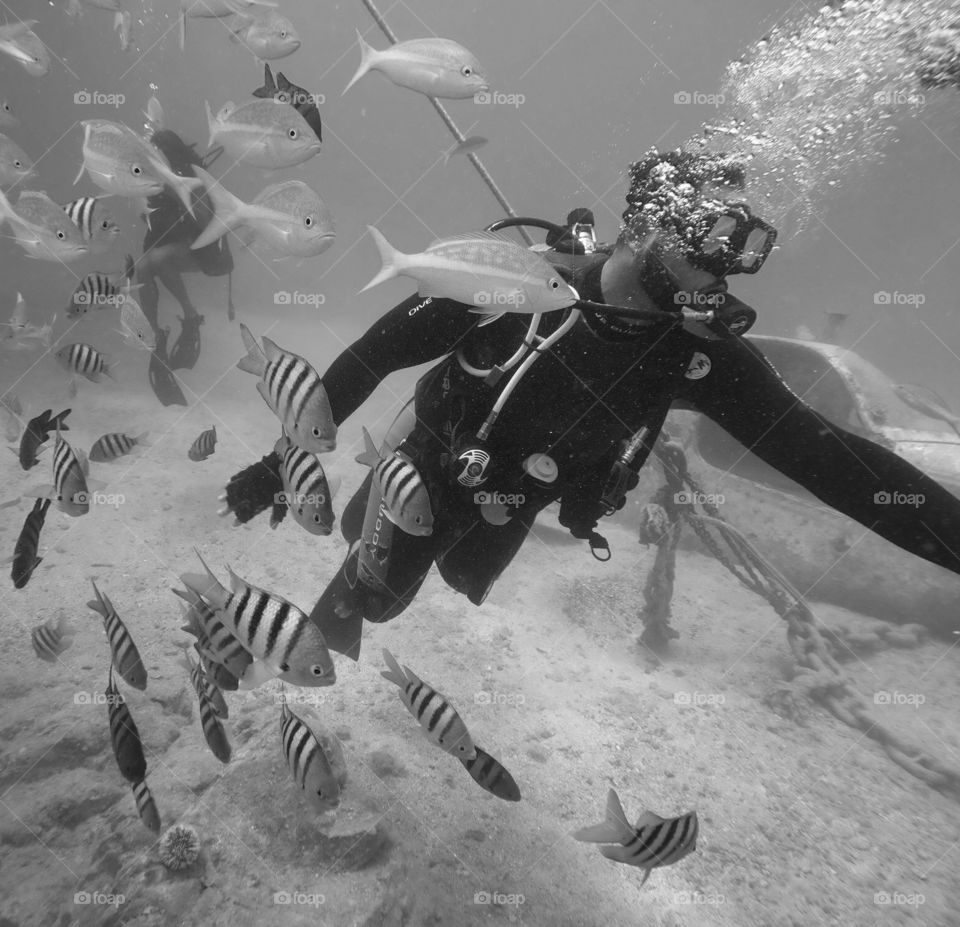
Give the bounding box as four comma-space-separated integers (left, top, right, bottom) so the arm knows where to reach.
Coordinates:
0, 189, 89, 261
0, 132, 35, 187
236, 323, 336, 454
572, 788, 699, 886
279, 689, 344, 813
31, 613, 75, 663
0, 100, 17, 128
10, 497, 51, 588
180, 0, 278, 51
356, 427, 433, 537
274, 431, 338, 535
183, 647, 232, 763
381, 648, 476, 760
89, 431, 149, 462
204, 98, 321, 170
88, 580, 148, 690
188, 425, 217, 461
0, 21, 49, 76
229, 10, 300, 60
251, 64, 322, 143
460, 745, 521, 802
131, 778, 161, 832
179, 549, 336, 687
106, 666, 147, 783
17, 408, 70, 470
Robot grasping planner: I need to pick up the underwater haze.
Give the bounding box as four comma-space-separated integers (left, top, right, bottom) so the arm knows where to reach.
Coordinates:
3, 1, 960, 925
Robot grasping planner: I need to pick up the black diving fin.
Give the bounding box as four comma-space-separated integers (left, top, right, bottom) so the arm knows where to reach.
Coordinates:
148, 327, 188, 407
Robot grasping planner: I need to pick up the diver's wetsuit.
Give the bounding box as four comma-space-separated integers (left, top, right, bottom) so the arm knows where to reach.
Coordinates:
227, 258, 960, 654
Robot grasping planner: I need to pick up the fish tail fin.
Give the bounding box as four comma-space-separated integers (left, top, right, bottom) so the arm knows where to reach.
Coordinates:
343, 28, 375, 95
359, 226, 404, 293
56, 613, 76, 645
191, 165, 243, 251
147, 152, 200, 218
123, 253, 135, 282
87, 579, 107, 619
572, 789, 634, 844
180, 549, 227, 610
133, 431, 150, 447
380, 647, 407, 688
355, 426, 380, 469
236, 323, 266, 377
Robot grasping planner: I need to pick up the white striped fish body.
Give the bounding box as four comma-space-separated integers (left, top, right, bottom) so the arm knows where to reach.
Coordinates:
275, 433, 336, 535
184, 646, 228, 718
381, 648, 476, 760
61, 196, 120, 251
183, 648, 232, 762
188, 425, 216, 461
237, 324, 336, 454
131, 778, 161, 832
88, 580, 147, 690
180, 550, 336, 688
89, 431, 148, 462
460, 745, 521, 802
51, 432, 90, 516
106, 669, 146, 783
356, 427, 433, 536
66, 265, 129, 318
174, 586, 253, 682
280, 697, 342, 813
573, 789, 699, 884
55, 342, 114, 383
31, 613, 74, 662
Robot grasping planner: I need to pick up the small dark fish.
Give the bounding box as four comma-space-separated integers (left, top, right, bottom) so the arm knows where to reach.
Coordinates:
106, 666, 147, 783
88, 580, 148, 690
131, 778, 161, 832
894, 383, 960, 437
572, 788, 699, 886
183, 647, 232, 763
18, 408, 70, 470
280, 690, 342, 813
148, 326, 188, 407
252, 63, 322, 142
460, 745, 521, 802
188, 425, 216, 461
31, 613, 75, 662
381, 648, 476, 760
11, 497, 51, 588
89, 431, 149, 462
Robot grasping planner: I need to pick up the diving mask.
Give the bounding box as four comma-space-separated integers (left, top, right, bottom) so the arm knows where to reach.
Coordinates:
688, 202, 777, 276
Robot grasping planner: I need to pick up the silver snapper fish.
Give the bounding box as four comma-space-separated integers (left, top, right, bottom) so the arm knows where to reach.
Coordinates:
191, 167, 334, 257
117, 293, 156, 352
180, 0, 277, 50
0, 22, 50, 77
0, 189, 88, 261
344, 32, 489, 99
236, 323, 337, 453
572, 788, 699, 887
0, 133, 35, 188
61, 196, 120, 251
0, 100, 18, 128
229, 10, 300, 60
205, 98, 321, 169
274, 431, 338, 535
361, 228, 578, 321
78, 120, 201, 215
179, 548, 336, 687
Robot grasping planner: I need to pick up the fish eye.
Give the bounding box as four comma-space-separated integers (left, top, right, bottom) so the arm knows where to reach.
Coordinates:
415, 515, 423, 524
461, 65, 472, 77
2, 103, 9, 112
13, 159, 20, 168
132, 164, 142, 176
311, 426, 321, 437
279, 661, 290, 672
279, 29, 287, 37
57, 229, 66, 240
100, 219, 110, 229
549, 278, 561, 289
287, 128, 299, 140
310, 664, 324, 676
304, 215, 313, 228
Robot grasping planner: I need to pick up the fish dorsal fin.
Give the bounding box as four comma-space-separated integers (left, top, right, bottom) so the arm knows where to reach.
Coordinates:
634, 809, 667, 831
425, 229, 518, 251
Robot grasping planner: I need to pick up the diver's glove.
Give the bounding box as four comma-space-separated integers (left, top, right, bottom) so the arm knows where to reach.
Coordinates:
218, 451, 285, 526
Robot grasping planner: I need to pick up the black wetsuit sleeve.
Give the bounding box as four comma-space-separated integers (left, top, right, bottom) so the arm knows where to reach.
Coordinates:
676, 336, 960, 577
322, 294, 478, 425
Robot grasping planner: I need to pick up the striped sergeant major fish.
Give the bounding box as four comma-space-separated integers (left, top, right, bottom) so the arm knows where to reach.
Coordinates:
274, 431, 338, 535
17, 408, 69, 470
89, 431, 149, 462
183, 647, 232, 763
356, 427, 433, 537
54, 342, 115, 383
10, 497, 51, 588
31, 613, 75, 662
279, 688, 343, 813
131, 777, 161, 832
182, 644, 228, 718
460, 745, 521, 802
572, 788, 699, 886
179, 548, 336, 688
174, 585, 252, 688
106, 666, 147, 784
66, 255, 136, 319
61, 196, 120, 251
381, 648, 476, 760
236, 323, 337, 454
26, 428, 98, 517
188, 425, 216, 461
88, 580, 148, 690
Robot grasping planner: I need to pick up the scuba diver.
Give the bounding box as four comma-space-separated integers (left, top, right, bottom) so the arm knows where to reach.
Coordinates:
219, 147, 960, 661
137, 128, 236, 375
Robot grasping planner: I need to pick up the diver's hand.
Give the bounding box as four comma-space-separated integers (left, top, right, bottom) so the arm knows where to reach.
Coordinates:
218, 451, 285, 525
